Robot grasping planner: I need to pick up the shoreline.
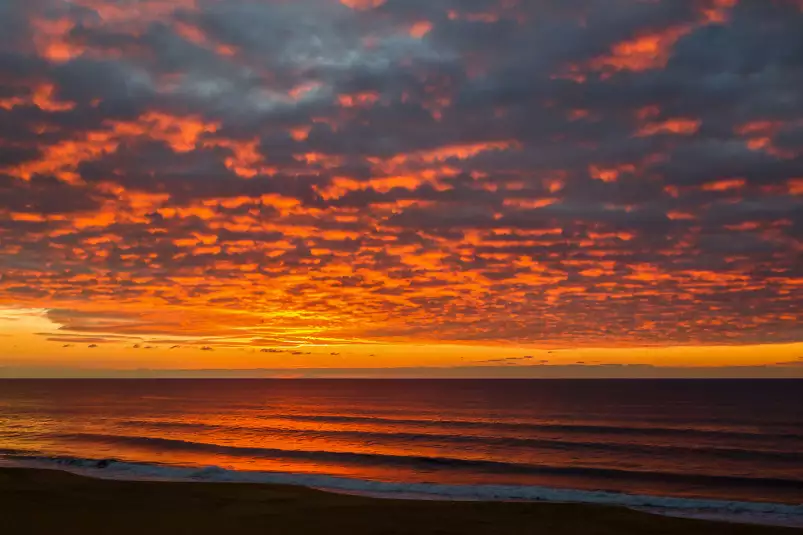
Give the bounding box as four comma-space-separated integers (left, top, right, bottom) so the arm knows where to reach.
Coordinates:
1, 466, 801, 534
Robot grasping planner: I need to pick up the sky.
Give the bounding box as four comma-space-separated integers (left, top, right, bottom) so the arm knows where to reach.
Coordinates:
0, 0, 802, 377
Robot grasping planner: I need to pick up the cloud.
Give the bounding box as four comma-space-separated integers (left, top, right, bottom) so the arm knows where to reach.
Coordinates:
45, 335, 118, 344
3, 364, 803, 379
477, 355, 539, 364
0, 0, 801, 352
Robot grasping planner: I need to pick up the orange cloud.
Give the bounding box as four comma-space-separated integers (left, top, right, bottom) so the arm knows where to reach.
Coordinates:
340, 0, 385, 10
337, 92, 380, 108
409, 21, 433, 39
589, 164, 636, 182
701, 178, 746, 192
32, 18, 87, 63
589, 26, 691, 72
700, 0, 739, 23
637, 118, 701, 137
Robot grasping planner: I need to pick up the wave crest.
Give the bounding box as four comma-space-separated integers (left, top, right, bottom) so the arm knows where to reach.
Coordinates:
1, 453, 802, 528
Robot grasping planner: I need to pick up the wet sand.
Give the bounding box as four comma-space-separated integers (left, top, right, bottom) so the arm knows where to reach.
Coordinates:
0, 467, 799, 535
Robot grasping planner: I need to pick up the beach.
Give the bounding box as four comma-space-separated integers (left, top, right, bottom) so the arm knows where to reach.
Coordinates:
1, 467, 800, 535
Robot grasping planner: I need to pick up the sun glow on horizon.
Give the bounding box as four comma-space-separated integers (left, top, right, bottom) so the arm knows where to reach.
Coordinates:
1, 307, 802, 377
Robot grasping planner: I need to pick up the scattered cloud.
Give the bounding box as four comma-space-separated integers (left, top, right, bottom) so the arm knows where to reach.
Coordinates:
46, 336, 115, 344
477, 355, 541, 364
0, 0, 801, 353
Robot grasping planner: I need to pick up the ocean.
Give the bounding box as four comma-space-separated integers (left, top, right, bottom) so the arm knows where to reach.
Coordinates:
1, 379, 801, 526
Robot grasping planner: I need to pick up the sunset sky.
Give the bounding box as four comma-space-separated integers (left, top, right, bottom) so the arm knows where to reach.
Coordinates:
1, 0, 802, 377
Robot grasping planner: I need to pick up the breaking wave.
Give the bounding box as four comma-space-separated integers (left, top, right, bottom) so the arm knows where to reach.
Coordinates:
16, 433, 803, 491
1, 453, 802, 528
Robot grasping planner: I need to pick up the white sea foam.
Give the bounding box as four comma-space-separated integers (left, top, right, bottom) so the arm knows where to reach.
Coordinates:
1, 454, 801, 528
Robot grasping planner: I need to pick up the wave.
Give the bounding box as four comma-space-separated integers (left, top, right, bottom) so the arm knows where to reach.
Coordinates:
232, 413, 803, 442
44, 433, 803, 491
114, 420, 803, 463
1, 454, 801, 528
0, 448, 27, 456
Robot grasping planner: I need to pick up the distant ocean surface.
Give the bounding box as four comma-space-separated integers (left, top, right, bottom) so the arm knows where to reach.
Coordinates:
1, 379, 802, 526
